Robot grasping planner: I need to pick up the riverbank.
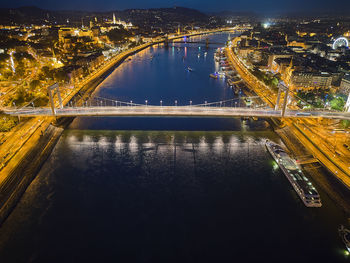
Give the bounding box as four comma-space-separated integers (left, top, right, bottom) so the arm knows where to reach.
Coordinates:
0, 124, 63, 224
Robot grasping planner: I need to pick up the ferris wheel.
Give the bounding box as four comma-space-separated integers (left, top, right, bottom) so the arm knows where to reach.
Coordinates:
333, 37, 349, 50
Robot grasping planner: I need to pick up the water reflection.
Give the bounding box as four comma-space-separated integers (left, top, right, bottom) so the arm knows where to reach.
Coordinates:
61, 130, 274, 162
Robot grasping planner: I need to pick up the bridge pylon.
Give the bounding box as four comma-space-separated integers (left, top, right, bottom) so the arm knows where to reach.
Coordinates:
164, 36, 169, 47
275, 82, 289, 117
47, 83, 63, 116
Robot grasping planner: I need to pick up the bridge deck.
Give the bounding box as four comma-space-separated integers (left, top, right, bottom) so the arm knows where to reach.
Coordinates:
3, 106, 350, 120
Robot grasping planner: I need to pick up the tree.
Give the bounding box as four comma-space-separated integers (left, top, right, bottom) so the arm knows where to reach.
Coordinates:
41, 66, 50, 75
270, 77, 279, 87
15, 60, 25, 76
0, 116, 18, 132
0, 53, 10, 63
13, 87, 27, 104
35, 95, 49, 107
29, 79, 41, 90
341, 120, 350, 129
54, 70, 69, 83
40, 66, 53, 80
107, 27, 132, 43
330, 97, 345, 111
13, 52, 34, 62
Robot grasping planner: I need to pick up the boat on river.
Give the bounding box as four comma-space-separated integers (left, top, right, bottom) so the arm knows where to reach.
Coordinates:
210, 73, 218, 79
339, 225, 350, 252
265, 140, 322, 207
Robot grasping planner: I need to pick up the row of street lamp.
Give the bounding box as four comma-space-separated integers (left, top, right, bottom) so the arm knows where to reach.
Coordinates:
66, 98, 248, 108
22, 98, 246, 109
79, 100, 242, 107
131, 100, 235, 107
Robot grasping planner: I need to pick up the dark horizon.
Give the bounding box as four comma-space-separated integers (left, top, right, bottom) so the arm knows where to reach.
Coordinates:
1, 0, 350, 15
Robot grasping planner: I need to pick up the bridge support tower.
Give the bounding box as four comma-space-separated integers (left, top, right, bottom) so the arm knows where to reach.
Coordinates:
47, 83, 63, 116
275, 82, 289, 117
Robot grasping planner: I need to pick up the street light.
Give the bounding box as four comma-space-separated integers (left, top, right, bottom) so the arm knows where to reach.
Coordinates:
145, 100, 148, 106
190, 100, 192, 107
130, 100, 133, 106
160, 100, 163, 107
175, 100, 177, 106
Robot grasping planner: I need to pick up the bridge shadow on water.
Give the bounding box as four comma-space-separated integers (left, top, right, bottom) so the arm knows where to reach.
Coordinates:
68, 116, 272, 132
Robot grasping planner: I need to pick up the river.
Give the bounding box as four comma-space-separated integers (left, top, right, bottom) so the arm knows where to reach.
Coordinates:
0, 33, 349, 263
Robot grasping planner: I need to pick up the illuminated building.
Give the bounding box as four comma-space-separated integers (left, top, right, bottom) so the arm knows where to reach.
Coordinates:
287, 40, 307, 49
268, 54, 293, 70
340, 74, 350, 95
290, 71, 333, 91
58, 28, 74, 42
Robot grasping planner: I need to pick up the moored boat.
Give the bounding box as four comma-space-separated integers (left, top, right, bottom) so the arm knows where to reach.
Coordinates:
265, 140, 322, 207
210, 73, 218, 79
339, 225, 350, 252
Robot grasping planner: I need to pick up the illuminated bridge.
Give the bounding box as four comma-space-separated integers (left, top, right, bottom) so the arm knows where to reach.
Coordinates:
4, 106, 350, 120
2, 99, 350, 120
2, 84, 349, 120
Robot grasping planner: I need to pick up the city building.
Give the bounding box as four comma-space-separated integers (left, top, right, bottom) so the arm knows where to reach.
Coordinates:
340, 74, 350, 95
290, 71, 333, 91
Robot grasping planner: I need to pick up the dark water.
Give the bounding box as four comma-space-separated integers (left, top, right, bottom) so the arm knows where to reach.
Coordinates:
0, 33, 349, 263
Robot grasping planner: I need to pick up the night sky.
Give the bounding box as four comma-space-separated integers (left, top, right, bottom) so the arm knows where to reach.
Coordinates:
1, 0, 349, 13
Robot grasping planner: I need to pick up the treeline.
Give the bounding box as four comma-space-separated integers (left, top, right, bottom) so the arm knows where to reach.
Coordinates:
106, 26, 133, 43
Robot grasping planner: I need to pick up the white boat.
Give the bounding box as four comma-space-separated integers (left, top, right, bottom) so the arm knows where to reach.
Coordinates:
210, 73, 218, 79
339, 225, 350, 252
265, 140, 322, 207
217, 71, 226, 78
